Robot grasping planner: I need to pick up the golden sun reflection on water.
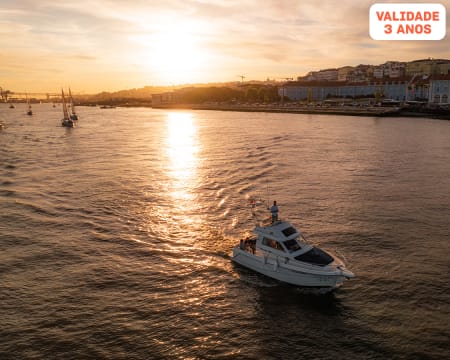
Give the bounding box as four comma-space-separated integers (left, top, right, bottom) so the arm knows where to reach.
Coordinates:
166, 112, 199, 204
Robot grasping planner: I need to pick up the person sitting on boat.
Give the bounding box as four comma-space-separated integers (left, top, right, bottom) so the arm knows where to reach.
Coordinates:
269, 201, 279, 223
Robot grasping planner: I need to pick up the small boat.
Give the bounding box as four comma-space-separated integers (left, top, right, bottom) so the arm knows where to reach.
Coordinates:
9, 102, 15, 109
26, 94, 32, 115
100, 105, 116, 109
61, 89, 74, 128
232, 210, 354, 289
68, 88, 78, 120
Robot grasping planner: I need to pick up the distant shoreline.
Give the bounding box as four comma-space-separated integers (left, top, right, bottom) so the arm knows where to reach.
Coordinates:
153, 104, 398, 117
149, 103, 450, 120
78, 101, 450, 120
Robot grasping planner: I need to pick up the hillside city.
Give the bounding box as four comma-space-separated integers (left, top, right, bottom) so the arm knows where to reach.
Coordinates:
152, 58, 450, 108
1, 58, 449, 113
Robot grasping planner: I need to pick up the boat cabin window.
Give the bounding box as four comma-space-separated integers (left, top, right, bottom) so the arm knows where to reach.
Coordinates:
283, 239, 301, 253
281, 226, 297, 237
262, 237, 285, 252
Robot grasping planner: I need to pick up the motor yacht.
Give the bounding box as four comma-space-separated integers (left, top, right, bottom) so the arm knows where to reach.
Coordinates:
232, 219, 354, 289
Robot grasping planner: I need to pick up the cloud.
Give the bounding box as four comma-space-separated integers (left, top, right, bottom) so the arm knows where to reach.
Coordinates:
66, 55, 97, 61
1, 0, 449, 92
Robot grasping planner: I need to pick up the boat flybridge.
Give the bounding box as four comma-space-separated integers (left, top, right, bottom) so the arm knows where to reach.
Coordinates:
232, 218, 355, 289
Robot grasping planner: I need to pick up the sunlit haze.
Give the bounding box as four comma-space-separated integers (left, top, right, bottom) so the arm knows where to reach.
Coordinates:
1, 0, 449, 93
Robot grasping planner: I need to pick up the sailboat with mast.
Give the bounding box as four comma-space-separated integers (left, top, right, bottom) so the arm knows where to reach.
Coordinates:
68, 88, 78, 120
61, 89, 75, 128
26, 93, 32, 115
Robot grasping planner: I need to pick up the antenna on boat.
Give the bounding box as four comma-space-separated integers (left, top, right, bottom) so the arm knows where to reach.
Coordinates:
249, 197, 263, 226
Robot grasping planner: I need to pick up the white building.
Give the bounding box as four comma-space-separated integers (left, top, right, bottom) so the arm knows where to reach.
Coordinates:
384, 61, 406, 78
305, 68, 338, 82
373, 66, 384, 79
315, 68, 338, 81
429, 75, 450, 104
338, 66, 354, 81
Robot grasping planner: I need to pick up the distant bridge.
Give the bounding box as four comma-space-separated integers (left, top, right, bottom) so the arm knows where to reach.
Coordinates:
0, 87, 60, 101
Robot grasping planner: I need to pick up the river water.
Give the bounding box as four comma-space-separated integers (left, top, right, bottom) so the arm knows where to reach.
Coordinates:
1, 104, 449, 359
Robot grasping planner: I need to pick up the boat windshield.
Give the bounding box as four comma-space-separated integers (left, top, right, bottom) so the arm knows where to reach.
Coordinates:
294, 247, 334, 266
283, 239, 301, 253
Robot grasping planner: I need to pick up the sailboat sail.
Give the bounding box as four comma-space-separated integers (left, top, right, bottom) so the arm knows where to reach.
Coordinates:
68, 88, 78, 120
62, 89, 70, 120
61, 88, 74, 127
26, 93, 32, 115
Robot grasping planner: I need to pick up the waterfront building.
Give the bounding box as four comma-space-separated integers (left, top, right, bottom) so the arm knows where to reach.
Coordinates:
429, 75, 450, 104
282, 79, 410, 102
282, 74, 450, 104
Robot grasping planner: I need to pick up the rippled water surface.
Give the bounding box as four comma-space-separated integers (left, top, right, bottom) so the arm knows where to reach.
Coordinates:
1, 104, 449, 359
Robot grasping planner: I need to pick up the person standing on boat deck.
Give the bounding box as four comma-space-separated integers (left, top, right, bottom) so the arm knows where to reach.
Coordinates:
269, 201, 279, 223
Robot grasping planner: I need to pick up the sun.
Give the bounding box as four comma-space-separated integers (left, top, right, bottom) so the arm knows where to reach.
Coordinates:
146, 25, 209, 84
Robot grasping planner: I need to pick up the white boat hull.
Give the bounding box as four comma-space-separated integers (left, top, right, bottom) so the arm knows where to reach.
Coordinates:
232, 247, 349, 288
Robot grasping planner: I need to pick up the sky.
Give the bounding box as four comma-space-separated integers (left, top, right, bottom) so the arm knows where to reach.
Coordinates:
1, 0, 450, 93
